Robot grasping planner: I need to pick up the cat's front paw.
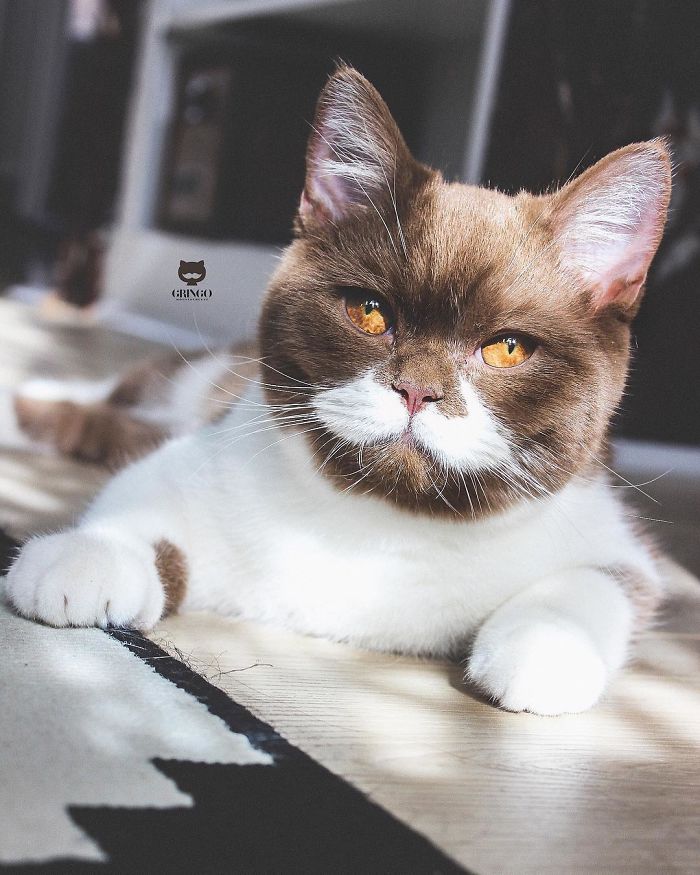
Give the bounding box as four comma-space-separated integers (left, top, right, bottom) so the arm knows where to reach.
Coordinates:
5, 530, 165, 630
467, 619, 608, 716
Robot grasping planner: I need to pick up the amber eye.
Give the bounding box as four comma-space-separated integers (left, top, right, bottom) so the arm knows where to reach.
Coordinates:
344, 291, 393, 335
481, 334, 535, 368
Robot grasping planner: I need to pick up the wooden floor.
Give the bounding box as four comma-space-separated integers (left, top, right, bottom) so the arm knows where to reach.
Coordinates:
1, 296, 699, 874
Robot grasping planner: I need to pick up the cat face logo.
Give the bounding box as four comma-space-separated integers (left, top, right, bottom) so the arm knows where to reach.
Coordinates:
178, 260, 206, 286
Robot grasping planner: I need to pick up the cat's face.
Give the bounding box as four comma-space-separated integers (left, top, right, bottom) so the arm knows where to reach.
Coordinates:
260, 67, 671, 516
178, 260, 206, 286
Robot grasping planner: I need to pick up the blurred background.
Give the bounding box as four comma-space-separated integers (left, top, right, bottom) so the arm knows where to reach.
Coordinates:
1, 0, 698, 451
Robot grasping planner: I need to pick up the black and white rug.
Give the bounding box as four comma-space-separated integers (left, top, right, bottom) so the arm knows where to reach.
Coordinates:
0, 531, 465, 874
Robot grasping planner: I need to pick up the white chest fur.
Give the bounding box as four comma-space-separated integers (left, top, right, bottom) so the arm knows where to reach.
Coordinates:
162, 388, 656, 656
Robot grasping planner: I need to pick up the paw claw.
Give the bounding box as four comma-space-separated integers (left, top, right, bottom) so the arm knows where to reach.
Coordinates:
6, 531, 165, 630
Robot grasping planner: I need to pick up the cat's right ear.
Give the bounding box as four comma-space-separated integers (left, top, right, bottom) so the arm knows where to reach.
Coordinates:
298, 66, 423, 230
551, 140, 672, 312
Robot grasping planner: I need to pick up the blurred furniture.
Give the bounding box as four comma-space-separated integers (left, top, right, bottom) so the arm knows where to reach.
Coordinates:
0, 0, 139, 292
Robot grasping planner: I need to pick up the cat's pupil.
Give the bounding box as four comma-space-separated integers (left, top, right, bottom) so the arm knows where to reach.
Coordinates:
506, 338, 517, 354
364, 301, 379, 315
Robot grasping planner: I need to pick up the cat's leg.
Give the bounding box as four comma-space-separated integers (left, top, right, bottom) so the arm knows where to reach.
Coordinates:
6, 529, 168, 629
466, 568, 649, 715
5, 442, 193, 630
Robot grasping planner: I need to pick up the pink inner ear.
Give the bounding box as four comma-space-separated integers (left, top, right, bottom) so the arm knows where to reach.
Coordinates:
554, 143, 671, 310
299, 73, 407, 227
598, 275, 646, 309
301, 159, 355, 225
584, 224, 658, 309
299, 189, 316, 222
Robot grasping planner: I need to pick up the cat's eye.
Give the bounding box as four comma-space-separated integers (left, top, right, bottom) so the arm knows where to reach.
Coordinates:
480, 334, 535, 368
344, 291, 393, 335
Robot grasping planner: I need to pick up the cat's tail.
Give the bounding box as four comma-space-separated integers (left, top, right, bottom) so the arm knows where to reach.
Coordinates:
14, 388, 167, 469
14, 343, 259, 469
14, 367, 172, 469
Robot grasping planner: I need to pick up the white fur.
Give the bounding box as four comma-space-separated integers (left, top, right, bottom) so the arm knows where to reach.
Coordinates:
166, 354, 234, 434
312, 371, 407, 443
19, 377, 118, 404
411, 379, 512, 471
8, 530, 164, 629
313, 371, 512, 473
4, 382, 662, 715
468, 569, 633, 714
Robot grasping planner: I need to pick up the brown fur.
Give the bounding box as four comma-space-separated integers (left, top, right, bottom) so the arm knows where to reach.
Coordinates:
153, 539, 188, 616
14, 396, 166, 468
14, 340, 260, 467
259, 66, 671, 518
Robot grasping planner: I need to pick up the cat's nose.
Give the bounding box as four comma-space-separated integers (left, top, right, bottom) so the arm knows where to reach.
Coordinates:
392, 381, 442, 416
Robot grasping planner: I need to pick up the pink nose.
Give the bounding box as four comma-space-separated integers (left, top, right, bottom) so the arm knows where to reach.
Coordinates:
392, 381, 441, 416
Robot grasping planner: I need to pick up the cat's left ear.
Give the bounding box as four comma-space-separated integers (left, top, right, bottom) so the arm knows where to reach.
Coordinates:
299, 65, 425, 229
551, 140, 672, 311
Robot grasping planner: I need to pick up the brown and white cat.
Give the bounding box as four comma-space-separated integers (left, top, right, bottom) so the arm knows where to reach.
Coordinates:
7, 67, 671, 715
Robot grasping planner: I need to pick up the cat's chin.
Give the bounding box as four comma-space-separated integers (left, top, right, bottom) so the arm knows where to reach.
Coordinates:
310, 428, 462, 511
308, 425, 553, 518
362, 428, 439, 468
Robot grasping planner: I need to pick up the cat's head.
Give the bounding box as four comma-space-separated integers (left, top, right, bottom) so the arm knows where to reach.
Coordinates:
178, 260, 206, 286
260, 66, 671, 516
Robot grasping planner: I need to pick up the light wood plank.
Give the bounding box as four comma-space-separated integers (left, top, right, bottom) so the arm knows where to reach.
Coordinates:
154, 561, 700, 874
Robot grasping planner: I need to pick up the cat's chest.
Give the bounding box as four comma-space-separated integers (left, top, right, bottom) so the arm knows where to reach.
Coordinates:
204, 435, 577, 630
191, 424, 628, 651
254, 491, 562, 593
210, 489, 575, 652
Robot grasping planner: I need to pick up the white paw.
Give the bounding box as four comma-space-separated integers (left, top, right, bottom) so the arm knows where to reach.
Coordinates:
468, 619, 608, 716
5, 530, 165, 630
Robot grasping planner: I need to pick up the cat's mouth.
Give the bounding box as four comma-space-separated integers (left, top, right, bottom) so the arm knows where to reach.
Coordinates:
398, 425, 418, 447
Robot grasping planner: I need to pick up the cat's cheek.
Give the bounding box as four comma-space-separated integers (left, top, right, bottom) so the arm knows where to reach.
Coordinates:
312, 371, 408, 443
5, 531, 166, 630
411, 378, 512, 471
467, 619, 608, 715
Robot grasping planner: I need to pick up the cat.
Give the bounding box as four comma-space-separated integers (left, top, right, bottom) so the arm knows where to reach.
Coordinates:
177, 260, 206, 286
6, 66, 672, 715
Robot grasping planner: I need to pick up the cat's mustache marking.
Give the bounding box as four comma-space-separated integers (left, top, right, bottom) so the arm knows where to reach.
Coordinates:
311, 369, 512, 477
